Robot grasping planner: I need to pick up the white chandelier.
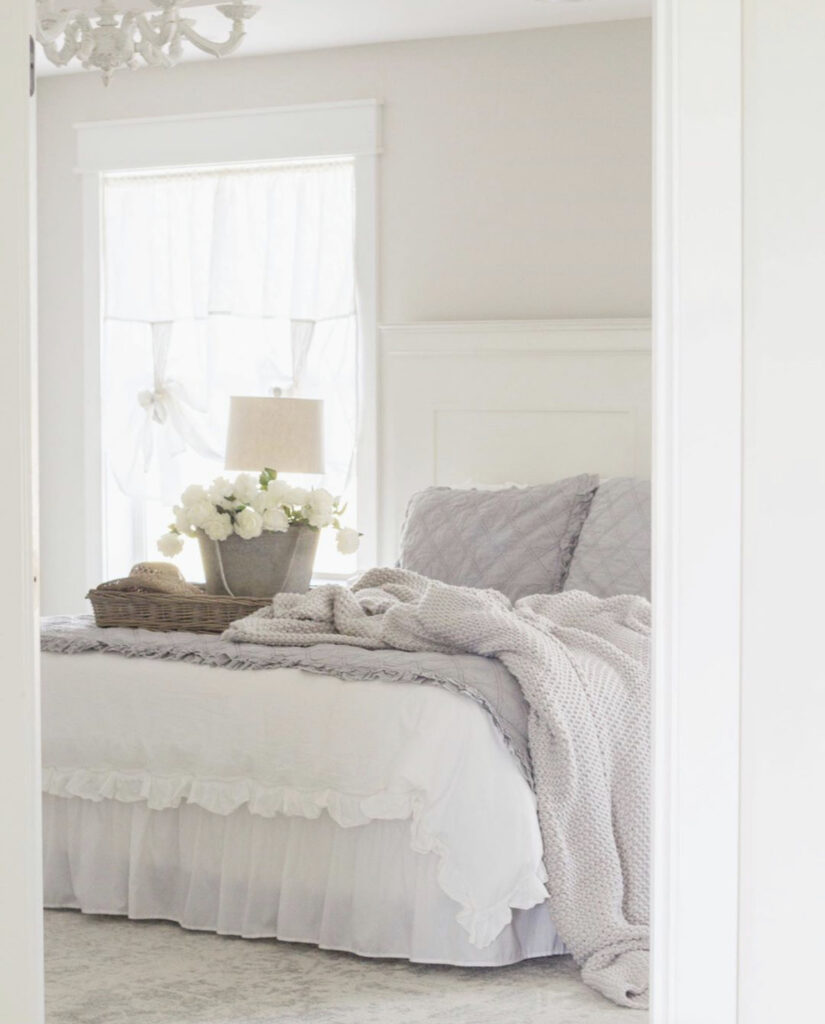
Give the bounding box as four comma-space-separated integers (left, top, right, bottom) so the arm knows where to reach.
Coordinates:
36, 1, 260, 85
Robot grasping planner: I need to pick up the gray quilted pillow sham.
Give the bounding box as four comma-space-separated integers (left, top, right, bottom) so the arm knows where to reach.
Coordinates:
398, 475, 599, 602
564, 477, 651, 599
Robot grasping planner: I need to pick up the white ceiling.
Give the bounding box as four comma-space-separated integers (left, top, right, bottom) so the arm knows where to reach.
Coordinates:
37, 0, 652, 76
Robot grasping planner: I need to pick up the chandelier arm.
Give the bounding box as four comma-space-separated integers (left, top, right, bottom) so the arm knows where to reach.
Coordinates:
39, 16, 90, 67
40, 35, 79, 67
134, 20, 180, 69
136, 39, 176, 69
176, 17, 247, 59
135, 12, 177, 50
35, 10, 75, 46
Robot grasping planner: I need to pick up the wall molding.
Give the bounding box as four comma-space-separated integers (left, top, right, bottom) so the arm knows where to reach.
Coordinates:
379, 318, 651, 562
380, 317, 652, 333
75, 99, 382, 173
380, 318, 652, 353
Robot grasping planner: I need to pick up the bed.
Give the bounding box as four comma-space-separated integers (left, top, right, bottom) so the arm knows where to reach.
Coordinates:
41, 475, 651, 971
42, 652, 560, 965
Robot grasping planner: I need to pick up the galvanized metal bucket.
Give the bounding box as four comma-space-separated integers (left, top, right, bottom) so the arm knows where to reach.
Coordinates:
197, 524, 320, 597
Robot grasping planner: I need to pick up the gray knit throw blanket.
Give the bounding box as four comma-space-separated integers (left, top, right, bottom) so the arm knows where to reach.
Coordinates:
225, 568, 650, 1008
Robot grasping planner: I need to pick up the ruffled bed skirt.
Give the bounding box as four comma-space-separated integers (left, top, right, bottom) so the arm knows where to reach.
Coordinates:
43, 795, 565, 966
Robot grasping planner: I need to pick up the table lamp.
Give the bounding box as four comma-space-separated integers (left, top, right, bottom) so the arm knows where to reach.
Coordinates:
224, 395, 325, 475
195, 396, 326, 598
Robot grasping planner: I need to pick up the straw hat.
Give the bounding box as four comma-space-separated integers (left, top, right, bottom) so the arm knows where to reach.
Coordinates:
102, 562, 202, 596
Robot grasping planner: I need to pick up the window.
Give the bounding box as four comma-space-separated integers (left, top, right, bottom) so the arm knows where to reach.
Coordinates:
100, 158, 359, 581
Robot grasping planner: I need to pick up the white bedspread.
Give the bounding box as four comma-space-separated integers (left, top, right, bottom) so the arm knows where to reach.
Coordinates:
41, 651, 549, 948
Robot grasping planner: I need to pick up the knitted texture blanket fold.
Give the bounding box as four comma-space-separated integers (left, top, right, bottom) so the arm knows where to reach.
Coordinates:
225, 568, 651, 1008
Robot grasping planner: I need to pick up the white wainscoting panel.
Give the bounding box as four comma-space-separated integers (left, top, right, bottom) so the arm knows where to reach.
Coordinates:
379, 319, 651, 563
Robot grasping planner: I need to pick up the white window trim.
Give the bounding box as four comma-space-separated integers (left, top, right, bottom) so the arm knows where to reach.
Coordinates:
77, 100, 381, 586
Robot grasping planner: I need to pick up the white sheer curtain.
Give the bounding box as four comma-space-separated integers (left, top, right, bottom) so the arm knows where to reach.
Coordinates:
101, 159, 358, 581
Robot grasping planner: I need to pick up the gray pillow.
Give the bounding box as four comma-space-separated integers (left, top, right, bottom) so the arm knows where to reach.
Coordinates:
564, 477, 651, 599
398, 475, 599, 602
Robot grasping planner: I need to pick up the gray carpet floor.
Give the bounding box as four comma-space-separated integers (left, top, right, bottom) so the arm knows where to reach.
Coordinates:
44, 910, 646, 1024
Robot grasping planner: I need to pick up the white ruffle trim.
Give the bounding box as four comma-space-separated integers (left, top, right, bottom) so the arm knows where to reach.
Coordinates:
42, 765, 549, 950
42, 766, 404, 828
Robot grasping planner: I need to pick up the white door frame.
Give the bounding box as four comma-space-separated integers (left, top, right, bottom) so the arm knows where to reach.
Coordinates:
651, 1, 743, 1020
3, 4, 754, 1023
0, 4, 44, 1024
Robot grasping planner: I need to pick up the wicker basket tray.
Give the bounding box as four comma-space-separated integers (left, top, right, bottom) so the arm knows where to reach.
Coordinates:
87, 582, 271, 634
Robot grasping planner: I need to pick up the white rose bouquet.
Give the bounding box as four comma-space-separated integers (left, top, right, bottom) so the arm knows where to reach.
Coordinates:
157, 469, 360, 558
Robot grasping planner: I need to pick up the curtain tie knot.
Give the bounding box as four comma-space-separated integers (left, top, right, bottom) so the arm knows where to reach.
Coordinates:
138, 387, 170, 424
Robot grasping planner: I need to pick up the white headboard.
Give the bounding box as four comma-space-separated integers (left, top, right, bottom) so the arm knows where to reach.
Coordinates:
378, 318, 651, 562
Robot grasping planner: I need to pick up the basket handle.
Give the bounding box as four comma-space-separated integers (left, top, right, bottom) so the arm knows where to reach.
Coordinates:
213, 539, 237, 598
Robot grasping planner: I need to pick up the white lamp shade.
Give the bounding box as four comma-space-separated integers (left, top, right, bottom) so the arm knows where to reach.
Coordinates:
224, 396, 325, 474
